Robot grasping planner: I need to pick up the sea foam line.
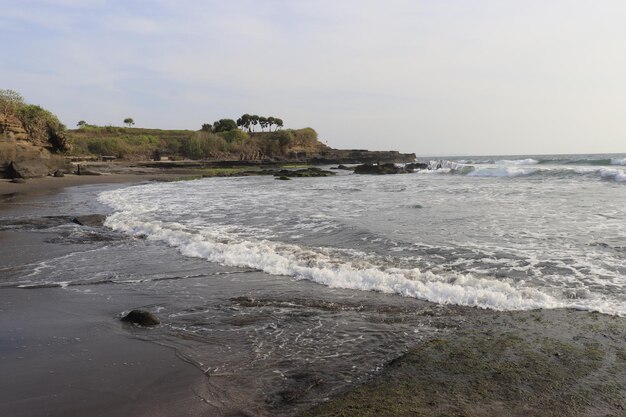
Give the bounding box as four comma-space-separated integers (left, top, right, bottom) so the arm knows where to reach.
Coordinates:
101, 209, 569, 312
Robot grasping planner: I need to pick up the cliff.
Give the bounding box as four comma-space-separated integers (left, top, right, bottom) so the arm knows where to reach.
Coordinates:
0, 113, 67, 178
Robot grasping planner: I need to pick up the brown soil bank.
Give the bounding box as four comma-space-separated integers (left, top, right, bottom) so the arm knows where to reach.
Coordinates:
301, 308, 625, 417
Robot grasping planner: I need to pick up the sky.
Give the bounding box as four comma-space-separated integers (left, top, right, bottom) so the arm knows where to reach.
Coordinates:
2, 0, 626, 156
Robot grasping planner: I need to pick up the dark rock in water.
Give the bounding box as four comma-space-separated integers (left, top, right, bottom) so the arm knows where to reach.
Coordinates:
405, 162, 428, 171
10, 178, 26, 183
354, 163, 406, 175
53, 169, 65, 177
273, 167, 336, 178
276, 176, 291, 180
72, 214, 107, 227
331, 164, 353, 170
8, 160, 49, 179
120, 309, 160, 326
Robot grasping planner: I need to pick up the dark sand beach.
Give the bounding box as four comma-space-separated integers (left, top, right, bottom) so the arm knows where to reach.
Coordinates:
1, 174, 625, 417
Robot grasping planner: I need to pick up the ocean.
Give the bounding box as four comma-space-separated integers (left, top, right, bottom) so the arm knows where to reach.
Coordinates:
2, 152, 625, 415
98, 153, 626, 316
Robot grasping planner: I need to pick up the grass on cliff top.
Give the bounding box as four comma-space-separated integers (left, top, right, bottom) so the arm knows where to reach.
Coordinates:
66, 125, 324, 161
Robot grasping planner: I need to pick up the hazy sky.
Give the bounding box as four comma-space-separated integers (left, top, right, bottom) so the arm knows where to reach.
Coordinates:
2, 0, 626, 155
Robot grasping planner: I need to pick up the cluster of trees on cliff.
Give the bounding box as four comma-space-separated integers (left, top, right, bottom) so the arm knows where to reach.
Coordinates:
202, 114, 283, 133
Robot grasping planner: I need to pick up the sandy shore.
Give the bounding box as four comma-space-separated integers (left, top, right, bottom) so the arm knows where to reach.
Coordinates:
0, 172, 190, 202
0, 173, 219, 417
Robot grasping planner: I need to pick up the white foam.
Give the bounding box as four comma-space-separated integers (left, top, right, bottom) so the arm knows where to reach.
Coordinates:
599, 167, 626, 182
497, 158, 539, 165
98, 190, 565, 312
466, 166, 535, 178
611, 158, 626, 166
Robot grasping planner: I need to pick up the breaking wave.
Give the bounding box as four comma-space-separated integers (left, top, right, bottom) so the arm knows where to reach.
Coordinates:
433, 163, 626, 182
98, 185, 624, 315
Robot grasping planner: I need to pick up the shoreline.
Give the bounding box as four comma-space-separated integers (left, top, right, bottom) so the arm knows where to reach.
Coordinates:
1, 174, 624, 417
0, 175, 218, 417
0, 172, 192, 203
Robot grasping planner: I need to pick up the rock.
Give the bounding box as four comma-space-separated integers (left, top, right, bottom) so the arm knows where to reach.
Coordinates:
120, 309, 160, 326
332, 164, 353, 170
71, 214, 107, 227
53, 169, 65, 177
76, 166, 101, 176
405, 162, 428, 171
310, 149, 417, 164
273, 167, 336, 178
10, 178, 26, 183
276, 176, 291, 180
354, 163, 406, 175
7, 160, 50, 179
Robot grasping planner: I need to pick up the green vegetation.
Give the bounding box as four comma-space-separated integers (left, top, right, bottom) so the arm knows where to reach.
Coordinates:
212, 118, 237, 133
0, 89, 68, 152
66, 125, 325, 160
123, 117, 135, 127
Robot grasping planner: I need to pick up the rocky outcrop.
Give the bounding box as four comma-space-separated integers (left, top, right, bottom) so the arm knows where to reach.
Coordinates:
354, 162, 428, 175
7, 160, 50, 179
354, 163, 407, 175
0, 113, 29, 141
406, 162, 428, 170
272, 167, 335, 178
0, 113, 69, 178
310, 149, 416, 165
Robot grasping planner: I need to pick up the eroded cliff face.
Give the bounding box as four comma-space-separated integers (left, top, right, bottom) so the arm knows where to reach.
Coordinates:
0, 113, 64, 178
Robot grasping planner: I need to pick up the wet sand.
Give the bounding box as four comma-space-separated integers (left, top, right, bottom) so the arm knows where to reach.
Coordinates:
0, 286, 212, 417
0, 173, 218, 417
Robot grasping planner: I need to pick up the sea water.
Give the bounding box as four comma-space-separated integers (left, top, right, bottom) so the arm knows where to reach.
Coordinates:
2, 153, 625, 414
99, 153, 626, 316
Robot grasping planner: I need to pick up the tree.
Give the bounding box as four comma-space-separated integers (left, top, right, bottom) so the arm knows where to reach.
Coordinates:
274, 118, 283, 130
123, 118, 134, 127
259, 116, 268, 132
77, 120, 87, 128
0, 89, 24, 115
250, 115, 259, 132
212, 118, 237, 133
201, 123, 213, 132
237, 114, 253, 132
267, 116, 275, 131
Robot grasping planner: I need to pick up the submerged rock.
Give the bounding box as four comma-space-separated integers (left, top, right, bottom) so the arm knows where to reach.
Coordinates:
120, 309, 160, 326
72, 214, 107, 227
276, 176, 291, 180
